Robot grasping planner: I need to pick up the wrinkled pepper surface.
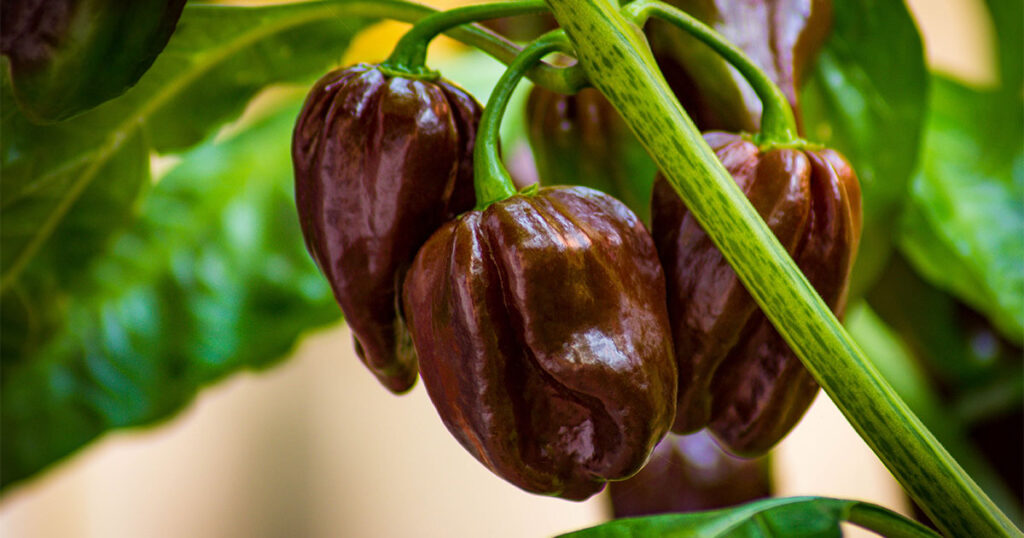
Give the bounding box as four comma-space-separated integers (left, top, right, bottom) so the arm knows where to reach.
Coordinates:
652, 132, 861, 456
292, 64, 480, 393
525, 87, 658, 223
402, 186, 677, 500
609, 430, 771, 517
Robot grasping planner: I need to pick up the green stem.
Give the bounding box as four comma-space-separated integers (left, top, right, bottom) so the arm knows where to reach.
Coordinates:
622, 0, 799, 146
383, 0, 550, 77
542, 0, 1020, 536
332, 0, 584, 94
474, 31, 572, 208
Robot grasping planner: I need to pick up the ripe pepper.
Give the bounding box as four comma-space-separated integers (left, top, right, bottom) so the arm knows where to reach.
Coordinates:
525, 87, 657, 223
292, 64, 480, 393
651, 132, 861, 456
402, 186, 677, 500
609, 431, 771, 517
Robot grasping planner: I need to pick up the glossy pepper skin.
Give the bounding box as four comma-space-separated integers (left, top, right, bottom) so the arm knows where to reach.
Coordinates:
652, 132, 861, 456
525, 87, 658, 223
292, 64, 480, 393
609, 431, 771, 517
402, 186, 677, 500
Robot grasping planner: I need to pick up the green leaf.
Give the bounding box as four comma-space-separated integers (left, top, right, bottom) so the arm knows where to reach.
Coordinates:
1, 2, 377, 296
1, 99, 340, 490
1, 0, 186, 122
985, 0, 1022, 92
898, 76, 1024, 343
1, 69, 152, 297
867, 255, 1012, 385
559, 497, 938, 538
799, 0, 928, 297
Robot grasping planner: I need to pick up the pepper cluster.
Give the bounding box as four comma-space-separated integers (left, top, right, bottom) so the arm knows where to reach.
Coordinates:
291, 0, 861, 502
525, 0, 862, 457
294, 62, 677, 499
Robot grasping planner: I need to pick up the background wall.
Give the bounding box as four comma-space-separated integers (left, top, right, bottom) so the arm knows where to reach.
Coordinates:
0, 325, 912, 537
0, 0, 994, 536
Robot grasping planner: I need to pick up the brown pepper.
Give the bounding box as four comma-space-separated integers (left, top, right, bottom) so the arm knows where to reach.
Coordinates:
609, 430, 772, 517
402, 186, 677, 500
292, 64, 480, 393
525, 87, 658, 223
651, 132, 861, 456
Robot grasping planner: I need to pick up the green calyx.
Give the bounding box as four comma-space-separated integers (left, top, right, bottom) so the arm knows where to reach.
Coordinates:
382, 0, 551, 76
376, 62, 439, 81
737, 132, 820, 153
622, 0, 799, 147
518, 183, 541, 197
473, 31, 577, 210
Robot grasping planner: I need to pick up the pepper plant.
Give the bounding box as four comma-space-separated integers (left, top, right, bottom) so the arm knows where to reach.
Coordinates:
2, 0, 1021, 537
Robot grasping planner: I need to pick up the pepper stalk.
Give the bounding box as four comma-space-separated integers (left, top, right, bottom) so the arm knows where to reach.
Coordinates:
473, 31, 578, 208
622, 0, 799, 147
383, 0, 551, 77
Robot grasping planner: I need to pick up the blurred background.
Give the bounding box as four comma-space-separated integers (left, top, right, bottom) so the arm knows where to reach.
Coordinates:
0, 0, 1009, 536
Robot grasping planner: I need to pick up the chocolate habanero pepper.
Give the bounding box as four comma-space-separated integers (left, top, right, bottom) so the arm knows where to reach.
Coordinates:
651, 132, 861, 456
525, 87, 658, 223
402, 186, 678, 500
292, 64, 480, 393
609, 430, 771, 517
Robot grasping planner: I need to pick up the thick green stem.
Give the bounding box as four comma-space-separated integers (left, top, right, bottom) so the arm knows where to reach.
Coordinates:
383, 0, 550, 77
474, 32, 572, 208
623, 0, 798, 146
542, 0, 1020, 536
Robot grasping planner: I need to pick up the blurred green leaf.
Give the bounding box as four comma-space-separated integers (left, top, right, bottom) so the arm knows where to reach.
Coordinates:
1, 68, 151, 297
867, 255, 1016, 385
1, 0, 186, 122
560, 496, 937, 538
1, 99, 340, 490
985, 0, 1022, 92
799, 0, 928, 298
1, 2, 377, 297
898, 75, 1024, 343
